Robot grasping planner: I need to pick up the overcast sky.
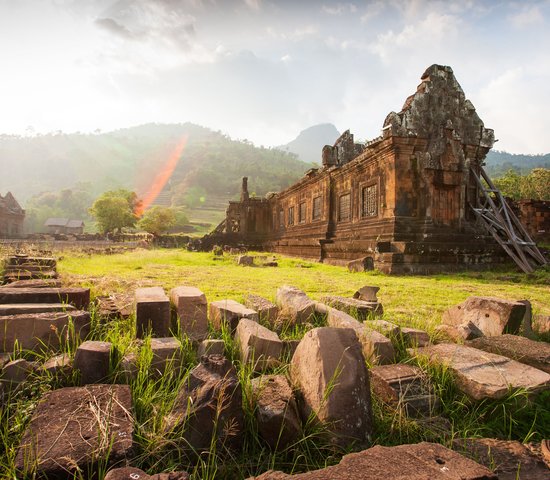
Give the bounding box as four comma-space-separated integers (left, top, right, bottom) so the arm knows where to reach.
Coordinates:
1, 0, 549, 154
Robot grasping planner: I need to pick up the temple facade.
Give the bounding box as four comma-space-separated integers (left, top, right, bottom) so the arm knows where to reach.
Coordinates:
210, 65, 512, 273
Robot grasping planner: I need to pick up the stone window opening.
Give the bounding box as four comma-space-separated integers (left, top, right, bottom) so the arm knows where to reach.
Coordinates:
288, 206, 295, 226
361, 184, 378, 218
299, 202, 307, 223
279, 209, 284, 228
338, 193, 351, 222
312, 196, 322, 220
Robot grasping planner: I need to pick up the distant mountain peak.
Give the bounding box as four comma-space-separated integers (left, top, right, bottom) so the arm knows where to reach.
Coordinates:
278, 123, 340, 164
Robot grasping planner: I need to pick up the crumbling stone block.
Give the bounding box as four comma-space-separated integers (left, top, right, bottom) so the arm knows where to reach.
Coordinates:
237, 255, 254, 266
105, 467, 190, 480
400, 327, 430, 347
276, 286, 316, 325
0, 287, 90, 309
170, 286, 208, 340
236, 318, 282, 371
74, 340, 113, 384
353, 286, 380, 302
368, 319, 401, 337
347, 257, 374, 272
369, 364, 439, 417
290, 327, 373, 447
150, 337, 182, 375
321, 295, 382, 319
249, 442, 496, 479
135, 287, 171, 338
42, 353, 72, 377
0, 310, 90, 352
164, 354, 244, 453
245, 294, 279, 326
120, 352, 138, 383
411, 343, 550, 400
326, 307, 395, 364
2, 358, 34, 385
467, 334, 550, 374
15, 385, 133, 478
251, 375, 302, 450
441, 296, 526, 340
209, 299, 258, 332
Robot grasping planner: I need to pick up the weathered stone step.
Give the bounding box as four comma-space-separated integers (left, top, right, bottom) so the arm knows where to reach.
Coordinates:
3, 270, 58, 282
411, 343, 550, 400
0, 310, 90, 352
0, 287, 90, 309
15, 385, 133, 478
0, 303, 76, 316
249, 442, 497, 479
6, 256, 56, 268
0, 279, 62, 288
467, 334, 550, 374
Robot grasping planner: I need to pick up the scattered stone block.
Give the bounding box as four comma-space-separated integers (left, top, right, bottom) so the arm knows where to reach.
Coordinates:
105, 467, 190, 480
96, 294, 133, 321
290, 327, 372, 447
2, 279, 62, 288
236, 318, 283, 371
2, 359, 34, 384
369, 364, 439, 417
325, 307, 395, 364
42, 353, 72, 377
441, 296, 526, 340
197, 339, 225, 357
150, 337, 182, 375
170, 286, 208, 340
245, 294, 279, 326
276, 286, 316, 325
321, 295, 383, 319
467, 334, 550, 374
533, 314, 550, 334
353, 285, 380, 302
237, 255, 254, 266
164, 354, 244, 453
368, 319, 401, 337
347, 256, 374, 272
400, 327, 430, 347
453, 438, 550, 480
0, 310, 90, 352
74, 340, 113, 384
249, 442, 497, 479
0, 287, 90, 309
0, 303, 76, 316
15, 385, 133, 478
251, 375, 302, 450
209, 299, 258, 332
135, 287, 171, 338
411, 343, 550, 400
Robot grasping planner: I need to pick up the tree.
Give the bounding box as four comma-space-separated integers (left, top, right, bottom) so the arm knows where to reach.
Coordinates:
494, 168, 550, 200
89, 189, 139, 234
137, 206, 177, 235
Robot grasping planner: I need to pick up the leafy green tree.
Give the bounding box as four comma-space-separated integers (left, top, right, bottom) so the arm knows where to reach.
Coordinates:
89, 189, 139, 234
137, 206, 177, 235
494, 168, 550, 200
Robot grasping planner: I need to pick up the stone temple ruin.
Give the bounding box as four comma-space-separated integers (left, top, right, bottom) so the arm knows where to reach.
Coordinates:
206, 65, 546, 274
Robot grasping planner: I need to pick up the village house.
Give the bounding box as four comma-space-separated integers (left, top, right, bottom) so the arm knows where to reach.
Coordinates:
0, 192, 25, 238
208, 65, 545, 274
44, 218, 85, 235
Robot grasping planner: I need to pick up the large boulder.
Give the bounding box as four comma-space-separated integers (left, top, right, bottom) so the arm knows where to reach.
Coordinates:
276, 286, 316, 325
441, 296, 526, 340
15, 385, 133, 478
251, 375, 302, 450
163, 354, 244, 453
248, 442, 497, 479
325, 307, 394, 364
290, 327, 373, 447
236, 318, 283, 372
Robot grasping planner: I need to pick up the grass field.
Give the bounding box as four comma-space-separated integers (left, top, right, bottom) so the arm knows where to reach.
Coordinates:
59, 248, 550, 334
1, 248, 549, 479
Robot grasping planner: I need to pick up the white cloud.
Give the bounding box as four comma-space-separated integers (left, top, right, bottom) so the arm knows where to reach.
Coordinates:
322, 3, 357, 15
244, 0, 261, 11
509, 5, 544, 28
360, 1, 385, 23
